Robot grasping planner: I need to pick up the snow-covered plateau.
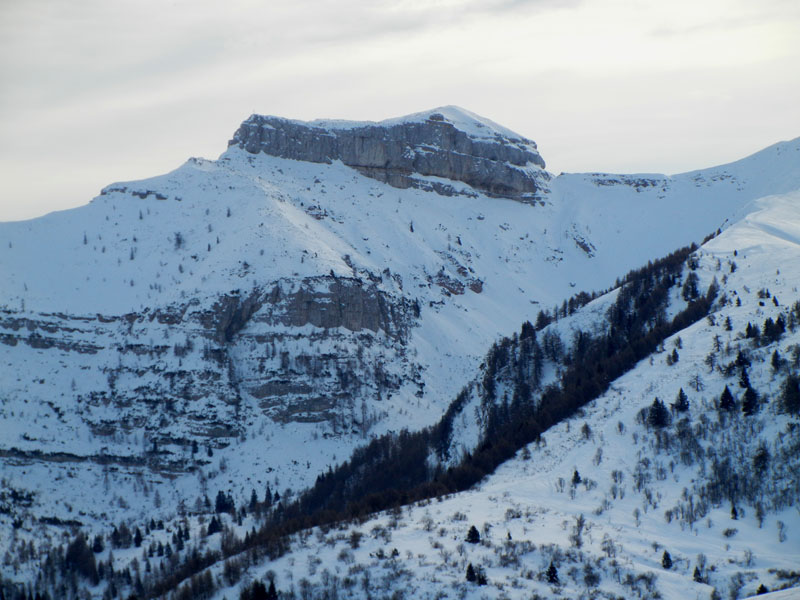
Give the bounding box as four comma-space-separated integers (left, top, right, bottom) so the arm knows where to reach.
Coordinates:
0, 107, 798, 599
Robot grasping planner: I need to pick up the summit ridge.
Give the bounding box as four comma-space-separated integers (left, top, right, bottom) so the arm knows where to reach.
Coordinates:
228, 106, 549, 203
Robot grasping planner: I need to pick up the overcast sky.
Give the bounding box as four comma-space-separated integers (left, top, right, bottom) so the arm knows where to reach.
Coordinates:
1, 0, 799, 221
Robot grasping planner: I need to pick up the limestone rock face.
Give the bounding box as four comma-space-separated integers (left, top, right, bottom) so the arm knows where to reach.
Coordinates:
229, 106, 549, 203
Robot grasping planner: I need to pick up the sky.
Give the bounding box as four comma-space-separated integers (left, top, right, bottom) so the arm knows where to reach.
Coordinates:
1, 0, 799, 222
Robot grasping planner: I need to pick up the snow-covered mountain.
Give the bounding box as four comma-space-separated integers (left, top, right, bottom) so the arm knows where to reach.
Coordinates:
0, 107, 798, 599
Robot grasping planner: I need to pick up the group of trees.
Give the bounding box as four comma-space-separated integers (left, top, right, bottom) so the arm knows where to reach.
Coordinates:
238, 578, 278, 600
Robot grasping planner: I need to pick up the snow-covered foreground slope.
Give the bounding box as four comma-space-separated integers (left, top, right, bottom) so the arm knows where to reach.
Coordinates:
0, 108, 798, 598
206, 191, 800, 600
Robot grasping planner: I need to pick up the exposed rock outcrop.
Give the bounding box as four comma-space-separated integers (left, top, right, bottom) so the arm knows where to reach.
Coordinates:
0, 276, 421, 447
228, 106, 549, 203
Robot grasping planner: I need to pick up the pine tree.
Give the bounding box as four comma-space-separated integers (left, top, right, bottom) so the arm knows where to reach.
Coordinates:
772, 349, 784, 372
756, 584, 769, 595
693, 566, 703, 583
547, 561, 559, 584
572, 469, 581, 486
466, 525, 480, 544
207, 516, 222, 535
661, 550, 673, 569
266, 579, 278, 600
753, 442, 770, 476
719, 385, 735, 412
65, 533, 99, 584
215, 490, 234, 514
682, 272, 699, 301
739, 366, 750, 389
264, 485, 273, 507
780, 374, 800, 415
648, 397, 669, 428
466, 563, 477, 582
673, 388, 689, 412
742, 387, 758, 416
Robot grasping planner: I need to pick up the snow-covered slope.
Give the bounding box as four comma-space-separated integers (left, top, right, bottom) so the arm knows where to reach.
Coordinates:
0, 108, 798, 598
207, 191, 800, 600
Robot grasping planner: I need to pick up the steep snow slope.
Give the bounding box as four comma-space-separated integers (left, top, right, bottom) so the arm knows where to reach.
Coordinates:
207, 190, 800, 600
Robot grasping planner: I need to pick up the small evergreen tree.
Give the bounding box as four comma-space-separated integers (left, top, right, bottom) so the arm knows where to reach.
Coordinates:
780, 374, 800, 415
682, 272, 699, 301
547, 561, 559, 584
215, 490, 234, 514
772, 349, 784, 372
661, 550, 673, 569
693, 566, 703, 583
753, 442, 770, 476
466, 525, 480, 544
207, 516, 222, 535
466, 563, 476, 583
648, 397, 669, 428
572, 469, 581, 486
739, 366, 751, 389
65, 533, 99, 584
673, 388, 689, 412
756, 583, 769, 595
267, 579, 278, 600
742, 387, 758, 416
719, 385, 735, 412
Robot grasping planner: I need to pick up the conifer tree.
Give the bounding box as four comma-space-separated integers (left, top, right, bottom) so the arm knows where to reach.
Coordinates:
267, 579, 278, 600
466, 563, 477, 582
547, 561, 559, 584
572, 469, 581, 486
648, 397, 669, 428
739, 366, 751, 389
781, 374, 800, 415
682, 272, 699, 301
661, 550, 673, 569
742, 387, 758, 416
719, 385, 735, 412
466, 525, 480, 544
772, 350, 783, 372
674, 388, 689, 412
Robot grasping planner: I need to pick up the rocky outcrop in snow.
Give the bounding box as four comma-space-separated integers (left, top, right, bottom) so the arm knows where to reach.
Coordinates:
229, 106, 549, 203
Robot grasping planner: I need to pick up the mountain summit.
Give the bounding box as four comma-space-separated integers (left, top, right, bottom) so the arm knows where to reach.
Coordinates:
229, 105, 549, 203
